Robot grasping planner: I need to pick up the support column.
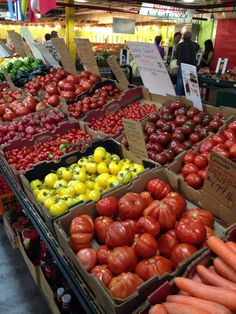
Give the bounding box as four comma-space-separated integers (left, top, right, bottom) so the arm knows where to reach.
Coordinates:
65, 0, 76, 62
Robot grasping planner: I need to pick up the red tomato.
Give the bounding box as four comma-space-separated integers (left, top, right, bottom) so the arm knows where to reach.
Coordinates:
118, 192, 146, 220
125, 220, 138, 234
176, 217, 206, 245
108, 272, 143, 299
198, 168, 208, 180
170, 243, 197, 268
76, 248, 97, 271
60, 81, 76, 92
193, 155, 208, 169
225, 140, 236, 150
183, 151, 198, 164
224, 129, 236, 141
143, 201, 176, 229
181, 208, 214, 228
45, 83, 59, 96
136, 216, 160, 237
133, 233, 158, 258
70, 215, 94, 252
47, 95, 60, 107
230, 143, 236, 158
212, 134, 227, 144
90, 265, 113, 287
105, 221, 135, 248
97, 245, 110, 264
67, 74, 80, 84
60, 90, 76, 100
200, 138, 217, 153
135, 256, 172, 281
96, 196, 118, 216
212, 147, 231, 159
185, 173, 203, 189
181, 163, 199, 177
146, 179, 172, 199
163, 192, 187, 217
140, 191, 153, 207
158, 229, 179, 258
94, 216, 113, 244
227, 121, 236, 132
108, 246, 137, 275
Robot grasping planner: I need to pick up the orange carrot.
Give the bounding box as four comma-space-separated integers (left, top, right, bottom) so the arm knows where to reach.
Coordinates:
191, 273, 203, 283
226, 242, 236, 255
197, 265, 236, 291
207, 236, 236, 273
178, 290, 189, 295
162, 302, 210, 314
214, 258, 236, 284
149, 304, 168, 314
166, 295, 232, 314
175, 277, 236, 310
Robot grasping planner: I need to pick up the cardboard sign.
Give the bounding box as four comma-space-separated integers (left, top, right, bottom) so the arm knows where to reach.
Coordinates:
20, 27, 45, 61
123, 119, 148, 159
3, 72, 16, 90
34, 43, 61, 68
7, 30, 32, 57
107, 56, 129, 90
128, 42, 175, 96
52, 38, 77, 75
75, 38, 100, 76
0, 40, 13, 57
181, 63, 203, 110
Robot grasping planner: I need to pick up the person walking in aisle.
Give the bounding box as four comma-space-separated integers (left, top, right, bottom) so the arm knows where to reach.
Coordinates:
176, 31, 200, 96
155, 35, 164, 59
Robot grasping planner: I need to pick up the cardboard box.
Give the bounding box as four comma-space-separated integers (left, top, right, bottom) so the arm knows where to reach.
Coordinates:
38, 268, 60, 314
54, 167, 224, 314
3, 214, 18, 249
18, 233, 40, 286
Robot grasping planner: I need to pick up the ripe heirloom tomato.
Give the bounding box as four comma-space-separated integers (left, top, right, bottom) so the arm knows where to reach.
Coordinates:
143, 201, 176, 229
181, 208, 214, 228
158, 229, 179, 258
136, 216, 160, 237
146, 179, 172, 200
181, 163, 199, 177
94, 216, 114, 244
108, 272, 143, 299
140, 191, 153, 207
105, 221, 135, 248
90, 265, 113, 287
108, 246, 137, 275
194, 155, 208, 169
176, 217, 206, 245
170, 243, 197, 268
118, 192, 146, 220
135, 256, 172, 281
185, 173, 203, 189
70, 215, 94, 252
76, 248, 97, 271
163, 192, 187, 217
133, 233, 158, 258
125, 220, 138, 234
183, 151, 198, 164
96, 196, 118, 216
97, 245, 110, 264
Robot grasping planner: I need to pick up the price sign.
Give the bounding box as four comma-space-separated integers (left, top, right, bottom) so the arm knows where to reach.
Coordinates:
52, 38, 77, 75
123, 119, 148, 159
20, 27, 45, 61
107, 56, 129, 90
34, 43, 61, 68
75, 38, 100, 76
202, 151, 236, 207
7, 30, 32, 57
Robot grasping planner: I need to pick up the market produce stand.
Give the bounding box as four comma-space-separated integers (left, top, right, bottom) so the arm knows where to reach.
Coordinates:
0, 160, 99, 314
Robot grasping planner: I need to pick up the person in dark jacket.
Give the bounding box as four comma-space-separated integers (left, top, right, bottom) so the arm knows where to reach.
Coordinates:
176, 31, 200, 95
200, 39, 214, 70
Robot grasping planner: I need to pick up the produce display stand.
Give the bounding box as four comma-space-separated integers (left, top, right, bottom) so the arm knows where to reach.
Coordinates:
0, 160, 99, 314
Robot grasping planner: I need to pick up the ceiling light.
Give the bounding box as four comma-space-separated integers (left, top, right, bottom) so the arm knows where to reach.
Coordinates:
75, 0, 88, 3
183, 0, 194, 2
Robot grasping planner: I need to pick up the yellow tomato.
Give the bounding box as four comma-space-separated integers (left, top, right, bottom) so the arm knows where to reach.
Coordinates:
107, 176, 121, 188
97, 162, 109, 174
72, 167, 87, 182
104, 152, 112, 165
61, 169, 72, 182
30, 179, 42, 190
44, 173, 58, 188
74, 181, 87, 195
85, 180, 95, 190
88, 189, 101, 202
118, 169, 132, 184
57, 187, 75, 197
77, 157, 89, 167
69, 163, 78, 171
86, 173, 97, 181
50, 202, 68, 216
67, 180, 77, 189
93, 182, 104, 192
60, 195, 76, 207
121, 163, 132, 171
86, 162, 97, 174
93, 146, 107, 163
109, 161, 121, 175
44, 196, 57, 210
130, 164, 145, 178
120, 159, 132, 167
33, 186, 45, 197
111, 154, 120, 162
75, 194, 89, 203
53, 179, 68, 189
96, 173, 110, 189
37, 189, 52, 204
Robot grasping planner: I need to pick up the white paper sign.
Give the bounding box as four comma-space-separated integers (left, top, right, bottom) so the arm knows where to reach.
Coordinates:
181, 63, 203, 110
215, 58, 228, 75
128, 42, 175, 96
34, 43, 61, 68
20, 27, 45, 61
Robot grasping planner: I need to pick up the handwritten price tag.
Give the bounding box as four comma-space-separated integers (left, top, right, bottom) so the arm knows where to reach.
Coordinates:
107, 56, 129, 90
202, 151, 236, 207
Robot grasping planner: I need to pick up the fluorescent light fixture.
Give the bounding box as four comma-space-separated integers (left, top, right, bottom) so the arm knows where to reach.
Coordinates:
75, 0, 88, 2
183, 0, 194, 2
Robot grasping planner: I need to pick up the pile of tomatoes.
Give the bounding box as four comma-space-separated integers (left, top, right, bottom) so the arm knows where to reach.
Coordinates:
180, 120, 236, 189
68, 84, 121, 119
5, 128, 91, 171
88, 102, 157, 136
69, 178, 214, 299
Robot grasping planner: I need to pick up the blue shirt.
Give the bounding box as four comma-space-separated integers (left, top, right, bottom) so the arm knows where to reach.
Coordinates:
156, 44, 164, 59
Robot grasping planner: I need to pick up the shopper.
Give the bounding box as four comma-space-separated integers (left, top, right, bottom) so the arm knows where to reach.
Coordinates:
155, 35, 164, 59
172, 31, 182, 59
200, 39, 214, 70
44, 32, 60, 62
176, 31, 200, 96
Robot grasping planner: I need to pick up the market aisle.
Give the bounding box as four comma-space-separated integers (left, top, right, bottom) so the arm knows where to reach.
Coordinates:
0, 223, 50, 314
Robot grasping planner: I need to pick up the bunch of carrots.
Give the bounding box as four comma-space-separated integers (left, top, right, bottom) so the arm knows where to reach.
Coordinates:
149, 236, 236, 314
